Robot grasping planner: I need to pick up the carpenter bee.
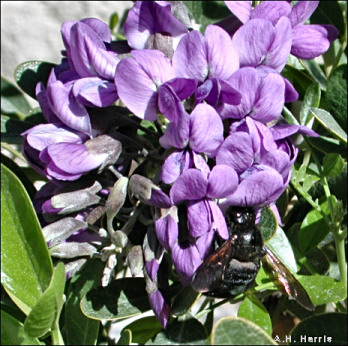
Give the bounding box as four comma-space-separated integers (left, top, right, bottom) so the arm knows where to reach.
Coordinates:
191, 206, 314, 310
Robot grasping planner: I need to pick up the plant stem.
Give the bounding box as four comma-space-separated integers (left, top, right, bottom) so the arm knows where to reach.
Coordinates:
51, 322, 64, 345
1, 143, 26, 162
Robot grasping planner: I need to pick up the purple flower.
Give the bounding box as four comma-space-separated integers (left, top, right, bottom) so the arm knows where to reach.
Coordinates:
232, 17, 292, 72
115, 49, 175, 120
159, 101, 224, 183
218, 66, 286, 122
166, 166, 238, 284
216, 117, 297, 207
172, 25, 241, 107
61, 18, 119, 80
226, 1, 338, 60
124, 1, 188, 50
22, 124, 121, 181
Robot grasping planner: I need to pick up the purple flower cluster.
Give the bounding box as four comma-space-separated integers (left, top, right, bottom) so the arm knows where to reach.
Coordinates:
21, 1, 337, 328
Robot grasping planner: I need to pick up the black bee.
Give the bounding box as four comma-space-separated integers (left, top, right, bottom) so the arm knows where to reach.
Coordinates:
191, 206, 314, 310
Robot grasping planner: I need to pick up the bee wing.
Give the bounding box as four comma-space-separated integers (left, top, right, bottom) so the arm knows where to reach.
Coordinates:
264, 246, 314, 311
191, 239, 233, 293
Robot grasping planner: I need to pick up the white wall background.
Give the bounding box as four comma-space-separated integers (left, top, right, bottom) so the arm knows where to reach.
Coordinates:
1, 1, 132, 87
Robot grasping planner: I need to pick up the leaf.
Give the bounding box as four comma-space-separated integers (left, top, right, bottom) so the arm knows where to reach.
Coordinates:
309, 1, 345, 39
24, 262, 66, 338
1, 76, 31, 118
1, 164, 53, 315
326, 64, 347, 131
300, 83, 321, 126
259, 207, 277, 242
146, 318, 208, 345
1, 310, 41, 345
80, 278, 151, 321
308, 135, 346, 156
109, 12, 119, 32
299, 199, 333, 254
290, 313, 347, 345
299, 59, 327, 90
323, 153, 344, 177
1, 114, 34, 144
310, 107, 347, 143
237, 295, 272, 336
171, 285, 200, 317
211, 316, 276, 345
297, 276, 346, 306
117, 329, 132, 345
65, 259, 104, 345
1, 154, 37, 200
265, 226, 297, 273
14, 60, 55, 99
184, 1, 231, 32
121, 316, 163, 344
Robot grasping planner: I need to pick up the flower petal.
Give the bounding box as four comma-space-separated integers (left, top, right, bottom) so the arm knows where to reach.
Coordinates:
170, 169, 208, 204
189, 104, 224, 157
226, 169, 285, 207
207, 164, 238, 198
225, 1, 252, 24
172, 30, 208, 81
205, 25, 240, 79
187, 199, 211, 237
216, 133, 254, 173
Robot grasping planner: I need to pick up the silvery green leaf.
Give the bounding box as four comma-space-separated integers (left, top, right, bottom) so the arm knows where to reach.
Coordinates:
42, 217, 88, 247
49, 242, 97, 258
64, 258, 87, 279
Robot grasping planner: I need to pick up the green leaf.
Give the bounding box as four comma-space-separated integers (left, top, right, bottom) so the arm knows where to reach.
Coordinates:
237, 295, 272, 336
65, 259, 104, 345
290, 313, 347, 345
24, 262, 66, 338
310, 107, 347, 143
310, 1, 345, 39
323, 153, 344, 177
1, 114, 34, 144
259, 207, 277, 242
80, 278, 151, 321
297, 276, 346, 306
308, 135, 346, 156
184, 1, 231, 32
211, 316, 276, 345
146, 318, 208, 345
117, 329, 132, 345
14, 61, 55, 99
1, 164, 53, 315
299, 199, 333, 254
1, 310, 41, 345
300, 83, 321, 126
1, 154, 37, 200
171, 285, 200, 317
299, 59, 327, 90
121, 316, 163, 344
109, 12, 119, 32
265, 226, 297, 273
326, 64, 347, 131
1, 76, 31, 118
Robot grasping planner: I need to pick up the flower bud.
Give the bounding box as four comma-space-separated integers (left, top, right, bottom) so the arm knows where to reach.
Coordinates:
127, 245, 144, 277
49, 242, 97, 258
51, 181, 102, 214
42, 217, 88, 247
